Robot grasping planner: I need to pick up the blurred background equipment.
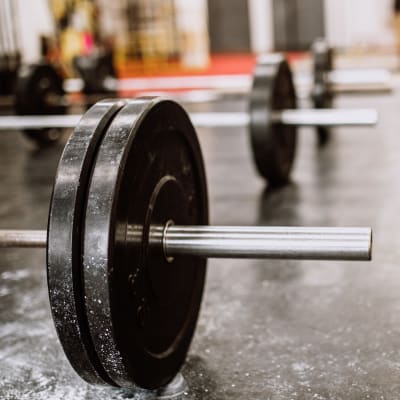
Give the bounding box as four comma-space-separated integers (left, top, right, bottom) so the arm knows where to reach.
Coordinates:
0, 0, 21, 95
50, 0, 211, 75
1, 55, 378, 188
5, 0, 400, 81
2, 0, 400, 399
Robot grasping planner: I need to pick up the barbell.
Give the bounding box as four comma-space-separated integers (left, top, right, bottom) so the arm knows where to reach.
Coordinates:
311, 38, 392, 96
2, 55, 378, 186
0, 97, 372, 390
0, 109, 377, 129
68, 43, 391, 98
311, 37, 391, 144
7, 51, 379, 147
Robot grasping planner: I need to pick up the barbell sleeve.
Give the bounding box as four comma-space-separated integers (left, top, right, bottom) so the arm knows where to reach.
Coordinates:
0, 108, 378, 131
0, 226, 372, 261
160, 226, 372, 261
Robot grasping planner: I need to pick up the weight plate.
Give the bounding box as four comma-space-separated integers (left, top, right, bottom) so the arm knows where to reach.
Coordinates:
83, 98, 208, 389
311, 39, 335, 145
47, 99, 127, 386
249, 54, 297, 185
15, 63, 66, 146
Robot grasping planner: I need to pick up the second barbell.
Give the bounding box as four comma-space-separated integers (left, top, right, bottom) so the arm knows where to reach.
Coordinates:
1, 54, 378, 185
0, 108, 377, 130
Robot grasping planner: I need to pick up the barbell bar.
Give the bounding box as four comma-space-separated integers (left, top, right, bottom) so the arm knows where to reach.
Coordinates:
11, 52, 380, 148
3, 55, 379, 186
0, 97, 373, 390
0, 108, 378, 130
0, 226, 372, 261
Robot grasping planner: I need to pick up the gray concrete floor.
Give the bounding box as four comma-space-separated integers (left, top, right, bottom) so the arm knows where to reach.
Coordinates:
0, 89, 398, 399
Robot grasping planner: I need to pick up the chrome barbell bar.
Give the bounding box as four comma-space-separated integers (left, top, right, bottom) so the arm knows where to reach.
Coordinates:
0, 108, 378, 131
0, 225, 372, 261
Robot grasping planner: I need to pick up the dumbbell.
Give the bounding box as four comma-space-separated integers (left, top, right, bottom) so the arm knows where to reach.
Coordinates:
0, 55, 378, 186
311, 37, 391, 144
0, 97, 372, 390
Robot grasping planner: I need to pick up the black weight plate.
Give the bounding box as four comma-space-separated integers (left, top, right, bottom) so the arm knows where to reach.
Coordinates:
311, 38, 335, 145
249, 54, 297, 186
83, 97, 208, 389
47, 99, 127, 386
0, 67, 18, 95
15, 63, 67, 146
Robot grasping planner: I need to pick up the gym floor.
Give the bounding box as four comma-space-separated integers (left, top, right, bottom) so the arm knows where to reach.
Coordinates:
0, 85, 399, 398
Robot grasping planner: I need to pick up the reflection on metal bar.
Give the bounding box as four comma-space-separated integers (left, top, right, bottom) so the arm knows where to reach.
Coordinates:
155, 225, 373, 261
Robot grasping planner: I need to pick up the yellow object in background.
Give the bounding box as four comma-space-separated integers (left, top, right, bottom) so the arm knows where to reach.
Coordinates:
49, 0, 99, 75
49, 0, 67, 21
47, 0, 210, 75
60, 28, 84, 75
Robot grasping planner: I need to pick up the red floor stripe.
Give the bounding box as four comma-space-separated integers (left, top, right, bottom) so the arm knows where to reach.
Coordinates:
118, 52, 308, 79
